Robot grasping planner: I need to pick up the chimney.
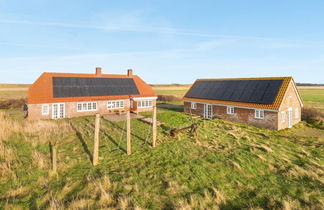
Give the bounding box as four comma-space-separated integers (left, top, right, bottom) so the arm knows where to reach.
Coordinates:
95, 67, 102, 76
127, 69, 133, 77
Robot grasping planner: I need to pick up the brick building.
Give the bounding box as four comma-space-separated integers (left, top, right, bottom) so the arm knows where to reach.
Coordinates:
183, 77, 303, 130
27, 67, 157, 120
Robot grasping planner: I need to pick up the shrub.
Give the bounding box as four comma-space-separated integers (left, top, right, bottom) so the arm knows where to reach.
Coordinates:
157, 95, 181, 102
302, 107, 324, 129
301, 107, 324, 121
0, 98, 26, 109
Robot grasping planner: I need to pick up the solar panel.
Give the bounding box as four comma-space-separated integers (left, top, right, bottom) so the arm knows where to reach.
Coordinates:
52, 77, 139, 98
185, 79, 283, 104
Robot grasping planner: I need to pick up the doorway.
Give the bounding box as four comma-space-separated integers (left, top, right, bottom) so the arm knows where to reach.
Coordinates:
287, 108, 292, 128
52, 103, 65, 119
204, 104, 212, 120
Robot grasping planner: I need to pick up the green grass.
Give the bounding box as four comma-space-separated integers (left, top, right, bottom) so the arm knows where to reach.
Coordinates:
299, 89, 324, 103
1, 108, 323, 209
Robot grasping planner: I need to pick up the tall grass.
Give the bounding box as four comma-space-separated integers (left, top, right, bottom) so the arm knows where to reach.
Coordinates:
0, 110, 323, 209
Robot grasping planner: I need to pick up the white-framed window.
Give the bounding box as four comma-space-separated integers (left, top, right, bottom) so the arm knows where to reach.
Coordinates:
191, 102, 197, 109
77, 102, 97, 112
41, 104, 49, 115
255, 109, 264, 119
138, 100, 152, 108
295, 108, 299, 118
227, 106, 234, 115
52, 103, 65, 119
281, 111, 286, 123
107, 100, 125, 109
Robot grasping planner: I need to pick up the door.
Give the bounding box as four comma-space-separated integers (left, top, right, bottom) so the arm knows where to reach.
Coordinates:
52, 103, 65, 119
204, 104, 212, 120
287, 108, 292, 128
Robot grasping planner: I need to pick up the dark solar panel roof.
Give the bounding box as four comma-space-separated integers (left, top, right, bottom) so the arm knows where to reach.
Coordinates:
185, 79, 284, 104
52, 77, 139, 98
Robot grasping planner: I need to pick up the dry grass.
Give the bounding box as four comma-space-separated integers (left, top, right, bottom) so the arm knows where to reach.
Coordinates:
0, 110, 72, 144
177, 188, 227, 209
32, 150, 49, 169
302, 107, 324, 121
158, 95, 182, 102
0, 107, 323, 209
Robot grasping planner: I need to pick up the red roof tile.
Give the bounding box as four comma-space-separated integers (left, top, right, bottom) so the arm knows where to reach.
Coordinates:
28, 72, 156, 104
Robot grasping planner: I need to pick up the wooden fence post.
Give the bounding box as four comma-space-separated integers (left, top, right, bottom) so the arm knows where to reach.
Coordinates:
152, 105, 157, 148
126, 110, 131, 155
51, 142, 57, 173
93, 114, 100, 166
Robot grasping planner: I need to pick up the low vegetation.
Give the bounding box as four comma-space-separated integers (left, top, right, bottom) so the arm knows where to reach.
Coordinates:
158, 95, 182, 102
0, 98, 26, 109
302, 107, 324, 129
0, 107, 323, 209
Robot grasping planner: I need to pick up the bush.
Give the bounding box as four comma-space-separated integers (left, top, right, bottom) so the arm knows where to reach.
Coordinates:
0, 98, 26, 109
301, 107, 324, 121
158, 95, 181, 102
302, 107, 324, 129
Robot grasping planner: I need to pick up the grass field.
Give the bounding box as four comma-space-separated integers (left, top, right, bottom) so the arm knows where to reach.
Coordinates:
152, 85, 191, 97
0, 107, 323, 209
0, 84, 29, 100
0, 84, 323, 209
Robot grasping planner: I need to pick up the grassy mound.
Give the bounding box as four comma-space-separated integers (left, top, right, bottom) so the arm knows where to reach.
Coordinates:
0, 109, 323, 209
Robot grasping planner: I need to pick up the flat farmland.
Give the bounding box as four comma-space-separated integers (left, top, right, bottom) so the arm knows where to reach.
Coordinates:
0, 84, 29, 99
151, 85, 191, 97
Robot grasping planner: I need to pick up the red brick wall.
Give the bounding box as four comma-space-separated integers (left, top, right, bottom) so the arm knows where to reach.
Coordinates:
134, 100, 156, 113
184, 101, 278, 130
28, 99, 157, 120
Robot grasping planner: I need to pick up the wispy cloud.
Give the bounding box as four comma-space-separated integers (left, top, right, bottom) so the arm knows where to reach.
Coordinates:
0, 18, 319, 43
0, 41, 80, 50
260, 41, 304, 49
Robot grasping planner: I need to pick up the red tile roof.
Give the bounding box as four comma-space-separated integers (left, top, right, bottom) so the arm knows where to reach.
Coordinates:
28, 72, 156, 104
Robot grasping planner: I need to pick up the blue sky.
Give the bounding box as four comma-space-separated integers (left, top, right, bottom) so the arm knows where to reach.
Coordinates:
0, 0, 324, 84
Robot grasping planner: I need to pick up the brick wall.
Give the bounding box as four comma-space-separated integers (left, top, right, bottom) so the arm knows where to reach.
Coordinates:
277, 81, 302, 130
134, 100, 156, 113
184, 101, 278, 130
28, 99, 157, 120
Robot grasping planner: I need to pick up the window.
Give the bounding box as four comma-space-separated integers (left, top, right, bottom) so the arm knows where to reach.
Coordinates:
227, 106, 234, 115
191, 102, 197, 109
77, 103, 82, 111
77, 102, 97, 112
255, 109, 264, 119
281, 111, 286, 123
138, 100, 153, 108
41, 104, 49, 115
295, 108, 298, 118
107, 100, 125, 109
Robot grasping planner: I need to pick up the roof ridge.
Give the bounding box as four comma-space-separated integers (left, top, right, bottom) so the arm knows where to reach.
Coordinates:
196, 76, 292, 81
43, 72, 132, 76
